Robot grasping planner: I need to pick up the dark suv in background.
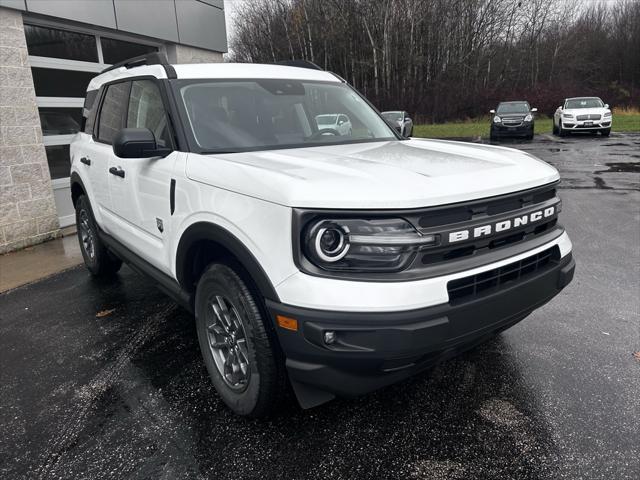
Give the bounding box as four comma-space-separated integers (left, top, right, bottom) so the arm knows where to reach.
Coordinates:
490, 101, 537, 141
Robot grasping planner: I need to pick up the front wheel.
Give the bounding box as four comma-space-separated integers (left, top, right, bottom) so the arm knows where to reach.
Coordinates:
601, 128, 611, 137
75, 195, 122, 277
195, 263, 287, 417
552, 121, 558, 135
558, 121, 567, 137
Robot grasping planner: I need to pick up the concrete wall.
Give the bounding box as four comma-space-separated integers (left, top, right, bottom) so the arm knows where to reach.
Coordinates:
0, 7, 59, 254
166, 44, 224, 64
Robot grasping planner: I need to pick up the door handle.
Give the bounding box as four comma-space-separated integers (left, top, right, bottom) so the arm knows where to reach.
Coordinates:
80, 157, 91, 166
109, 166, 125, 178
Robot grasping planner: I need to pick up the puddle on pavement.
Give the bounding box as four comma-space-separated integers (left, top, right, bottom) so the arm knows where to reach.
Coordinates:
593, 176, 613, 189
594, 162, 640, 174
602, 142, 630, 147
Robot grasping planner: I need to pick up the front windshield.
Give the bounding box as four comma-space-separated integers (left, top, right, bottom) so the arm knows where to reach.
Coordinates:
175, 79, 397, 153
316, 114, 337, 125
382, 111, 403, 122
497, 102, 530, 114
565, 98, 603, 109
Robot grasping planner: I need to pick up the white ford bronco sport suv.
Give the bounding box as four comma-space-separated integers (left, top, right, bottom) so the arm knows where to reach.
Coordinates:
70, 54, 575, 417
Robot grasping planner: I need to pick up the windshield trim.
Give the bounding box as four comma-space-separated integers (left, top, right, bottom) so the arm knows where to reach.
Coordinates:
170, 78, 403, 154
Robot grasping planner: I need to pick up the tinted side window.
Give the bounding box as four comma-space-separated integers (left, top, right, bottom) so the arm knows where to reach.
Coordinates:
97, 82, 130, 144
127, 80, 171, 147
83, 89, 99, 134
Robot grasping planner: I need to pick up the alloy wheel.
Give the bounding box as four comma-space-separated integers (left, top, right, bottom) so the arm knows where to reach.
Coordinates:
79, 209, 95, 259
206, 294, 251, 390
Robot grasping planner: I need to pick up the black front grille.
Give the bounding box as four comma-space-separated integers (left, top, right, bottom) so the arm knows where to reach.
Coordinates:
417, 184, 556, 228
447, 246, 560, 304
502, 116, 524, 125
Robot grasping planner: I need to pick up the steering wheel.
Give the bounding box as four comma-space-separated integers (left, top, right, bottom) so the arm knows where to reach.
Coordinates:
308, 128, 340, 141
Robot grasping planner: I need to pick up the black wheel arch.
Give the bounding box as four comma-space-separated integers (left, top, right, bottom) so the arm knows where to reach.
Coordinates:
176, 222, 280, 303
70, 172, 87, 207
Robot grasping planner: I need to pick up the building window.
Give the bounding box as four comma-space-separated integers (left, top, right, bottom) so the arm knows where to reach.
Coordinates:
25, 20, 159, 227
38, 108, 83, 136
44, 144, 71, 180
32, 68, 96, 97
25, 24, 99, 62
101, 37, 157, 64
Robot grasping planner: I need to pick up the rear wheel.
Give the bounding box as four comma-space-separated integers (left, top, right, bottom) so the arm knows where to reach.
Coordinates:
75, 195, 122, 277
195, 263, 287, 417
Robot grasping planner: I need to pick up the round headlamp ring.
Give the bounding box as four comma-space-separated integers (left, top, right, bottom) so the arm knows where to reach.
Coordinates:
313, 225, 349, 262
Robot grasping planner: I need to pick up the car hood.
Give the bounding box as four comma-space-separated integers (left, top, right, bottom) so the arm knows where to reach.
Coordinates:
185, 139, 559, 209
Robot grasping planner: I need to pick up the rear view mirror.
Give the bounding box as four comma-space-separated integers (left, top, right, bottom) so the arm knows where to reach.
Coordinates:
113, 128, 171, 158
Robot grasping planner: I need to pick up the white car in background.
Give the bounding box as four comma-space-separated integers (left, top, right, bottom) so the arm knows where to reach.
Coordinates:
315, 113, 352, 136
553, 97, 612, 137
382, 111, 414, 136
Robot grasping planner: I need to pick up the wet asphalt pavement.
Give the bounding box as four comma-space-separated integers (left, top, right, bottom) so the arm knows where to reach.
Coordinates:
1, 132, 639, 480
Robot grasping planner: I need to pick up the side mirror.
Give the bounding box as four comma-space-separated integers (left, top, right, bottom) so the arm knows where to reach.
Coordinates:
531, 107, 538, 113
113, 128, 171, 158
604, 103, 609, 109
558, 106, 563, 110
489, 109, 496, 114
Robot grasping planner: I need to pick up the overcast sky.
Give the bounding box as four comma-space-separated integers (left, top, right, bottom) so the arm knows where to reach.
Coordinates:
224, 0, 247, 51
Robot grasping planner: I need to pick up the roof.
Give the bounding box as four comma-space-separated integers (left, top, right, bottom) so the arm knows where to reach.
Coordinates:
88, 62, 340, 91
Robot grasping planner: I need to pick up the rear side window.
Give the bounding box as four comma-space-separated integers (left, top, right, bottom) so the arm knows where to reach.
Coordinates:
97, 82, 130, 144
83, 89, 99, 134
127, 80, 172, 147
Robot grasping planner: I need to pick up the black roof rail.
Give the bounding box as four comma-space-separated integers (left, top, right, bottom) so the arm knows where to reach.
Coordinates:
274, 59, 324, 71
100, 52, 176, 79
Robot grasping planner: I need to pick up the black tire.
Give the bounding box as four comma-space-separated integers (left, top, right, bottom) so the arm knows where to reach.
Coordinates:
601, 128, 611, 137
195, 263, 287, 417
552, 121, 558, 135
526, 132, 534, 140
75, 195, 122, 276
558, 120, 566, 137
490, 132, 498, 142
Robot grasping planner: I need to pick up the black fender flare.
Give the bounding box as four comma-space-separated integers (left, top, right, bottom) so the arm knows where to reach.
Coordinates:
70, 171, 87, 206
175, 222, 280, 302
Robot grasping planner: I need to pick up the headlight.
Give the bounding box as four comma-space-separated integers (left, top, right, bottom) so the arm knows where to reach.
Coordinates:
604, 111, 612, 117
524, 114, 533, 122
562, 113, 573, 118
493, 116, 501, 123
303, 218, 436, 272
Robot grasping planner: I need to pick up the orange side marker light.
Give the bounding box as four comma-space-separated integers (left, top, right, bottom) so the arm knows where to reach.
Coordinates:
277, 315, 298, 331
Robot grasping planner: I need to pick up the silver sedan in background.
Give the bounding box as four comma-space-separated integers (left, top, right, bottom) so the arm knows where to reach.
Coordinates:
382, 111, 413, 136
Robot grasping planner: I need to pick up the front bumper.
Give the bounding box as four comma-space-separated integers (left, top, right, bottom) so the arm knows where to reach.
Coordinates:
561, 118, 611, 130
491, 123, 533, 136
267, 250, 575, 408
